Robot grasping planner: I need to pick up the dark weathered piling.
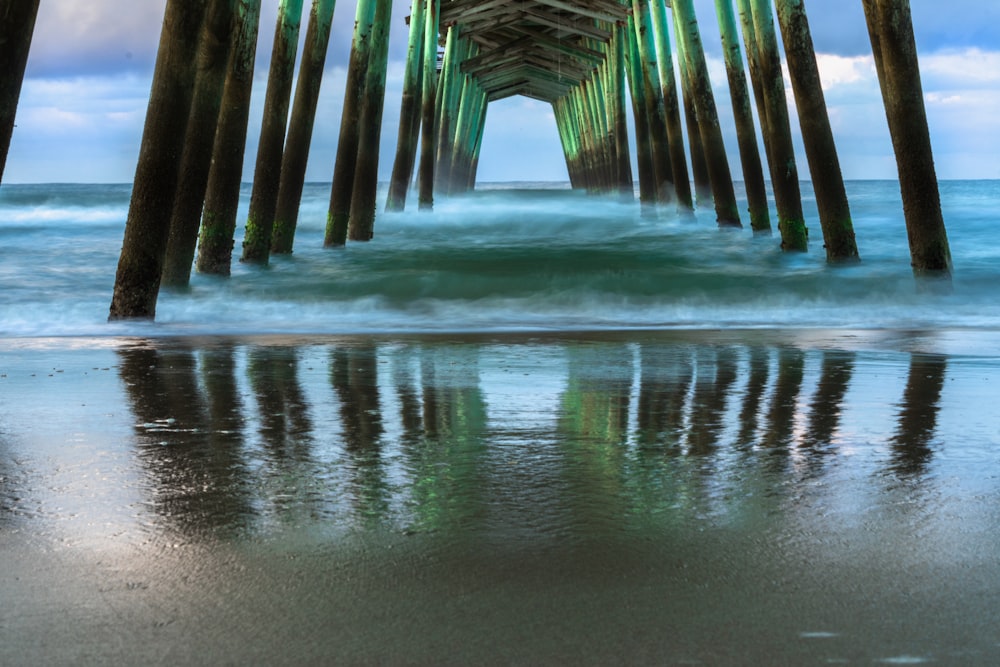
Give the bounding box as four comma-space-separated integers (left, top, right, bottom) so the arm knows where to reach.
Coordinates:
775, 0, 858, 262
347, 0, 393, 242
161, 0, 238, 287
863, 0, 952, 280
0, 0, 40, 186
385, 0, 427, 212
325, 0, 377, 246
672, 0, 741, 227
242, 0, 305, 264
109, 1, 209, 320
611, 23, 634, 199
196, 0, 263, 276
434, 27, 462, 195
714, 0, 771, 234
649, 0, 693, 210
417, 0, 441, 210
747, 0, 807, 251
673, 27, 712, 205
624, 22, 658, 208
632, 0, 675, 204
271, 0, 337, 254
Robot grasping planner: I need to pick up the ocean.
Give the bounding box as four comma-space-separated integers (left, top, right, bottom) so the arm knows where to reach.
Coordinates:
1, 179, 998, 337
3, 181, 1000, 664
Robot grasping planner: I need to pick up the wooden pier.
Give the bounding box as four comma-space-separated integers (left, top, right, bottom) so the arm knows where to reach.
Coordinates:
0, 0, 954, 319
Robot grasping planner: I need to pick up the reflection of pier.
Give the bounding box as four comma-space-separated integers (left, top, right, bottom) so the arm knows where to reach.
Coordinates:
114, 338, 948, 537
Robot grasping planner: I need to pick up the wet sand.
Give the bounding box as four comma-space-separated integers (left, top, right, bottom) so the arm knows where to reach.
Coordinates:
3, 329, 1000, 664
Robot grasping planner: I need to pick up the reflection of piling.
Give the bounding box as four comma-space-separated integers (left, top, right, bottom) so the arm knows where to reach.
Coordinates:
385, 1, 427, 212
196, 0, 263, 276
804, 351, 854, 450
271, 0, 337, 254
109, 1, 210, 320
863, 0, 952, 281
0, 0, 40, 186
714, 0, 771, 234
347, 0, 393, 241
161, 0, 237, 288
672, 0, 741, 227
745, 0, 808, 252
775, 0, 859, 262
242, 0, 305, 264
325, 0, 377, 246
890, 354, 947, 475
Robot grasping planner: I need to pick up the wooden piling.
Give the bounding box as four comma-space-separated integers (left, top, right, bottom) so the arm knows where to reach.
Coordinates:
746, 0, 807, 251
417, 0, 440, 210
434, 27, 462, 195
776, 0, 858, 262
325, 0, 378, 246
347, 0, 393, 242
271, 0, 337, 254
862, 0, 952, 280
632, 0, 675, 204
385, 0, 427, 212
161, 0, 238, 287
649, 0, 694, 210
195, 0, 263, 275
714, 0, 771, 234
673, 26, 712, 206
109, 0, 209, 320
0, 0, 40, 186
672, 0, 741, 227
625, 23, 658, 208
611, 23, 634, 199
242, 0, 305, 264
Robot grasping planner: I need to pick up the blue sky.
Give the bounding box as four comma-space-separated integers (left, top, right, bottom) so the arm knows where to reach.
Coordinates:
6, 0, 1000, 183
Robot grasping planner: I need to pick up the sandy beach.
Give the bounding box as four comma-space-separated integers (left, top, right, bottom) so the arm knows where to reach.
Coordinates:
3, 328, 1000, 664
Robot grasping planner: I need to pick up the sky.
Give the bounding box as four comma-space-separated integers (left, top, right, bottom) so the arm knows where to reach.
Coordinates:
5, 0, 1000, 183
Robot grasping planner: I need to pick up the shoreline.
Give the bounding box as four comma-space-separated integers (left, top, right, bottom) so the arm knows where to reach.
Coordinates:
5, 324, 1000, 356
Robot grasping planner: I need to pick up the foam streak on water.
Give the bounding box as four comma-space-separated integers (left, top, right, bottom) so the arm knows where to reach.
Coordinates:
0, 180, 998, 337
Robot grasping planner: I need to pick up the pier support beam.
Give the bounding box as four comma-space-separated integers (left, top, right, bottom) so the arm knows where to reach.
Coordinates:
347, 0, 393, 241
242, 0, 305, 264
386, 0, 427, 212
862, 0, 952, 280
109, 1, 209, 320
417, 0, 440, 210
775, 0, 858, 262
672, 0, 741, 227
325, 0, 378, 246
649, 0, 693, 210
625, 23, 658, 208
0, 0, 40, 186
162, 0, 238, 287
272, 0, 337, 254
715, 0, 770, 234
632, 0, 675, 204
196, 0, 263, 275
744, 0, 807, 251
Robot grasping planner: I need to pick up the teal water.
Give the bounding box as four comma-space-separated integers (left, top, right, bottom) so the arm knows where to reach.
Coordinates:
0, 180, 998, 336
2, 183, 1000, 664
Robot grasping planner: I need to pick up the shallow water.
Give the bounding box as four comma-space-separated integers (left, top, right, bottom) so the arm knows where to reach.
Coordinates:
2, 183, 1000, 663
